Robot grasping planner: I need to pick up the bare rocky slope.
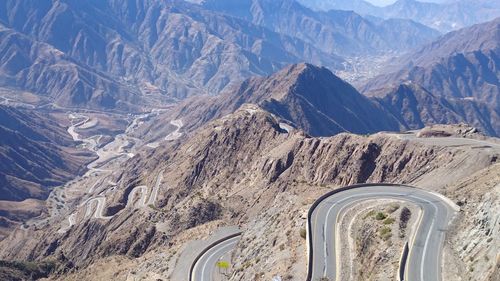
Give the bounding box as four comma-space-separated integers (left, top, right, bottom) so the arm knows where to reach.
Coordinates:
0, 105, 498, 280
0, 105, 93, 240
364, 18, 500, 136
372, 82, 480, 131
0, 25, 147, 111
0, 106, 92, 202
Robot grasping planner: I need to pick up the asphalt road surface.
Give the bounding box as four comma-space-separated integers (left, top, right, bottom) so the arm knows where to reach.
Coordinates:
309, 184, 458, 281
191, 236, 239, 281
128, 185, 148, 208
85, 197, 113, 219
165, 119, 183, 141
394, 133, 500, 151
147, 173, 163, 207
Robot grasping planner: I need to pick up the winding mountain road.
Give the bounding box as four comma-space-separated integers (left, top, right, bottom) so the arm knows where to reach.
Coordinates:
50, 110, 170, 234
165, 119, 183, 141
128, 185, 148, 208
147, 173, 164, 207
190, 184, 458, 281
393, 133, 500, 151
308, 184, 458, 281
67, 182, 158, 228
68, 213, 76, 227
85, 197, 113, 219
59, 112, 166, 229
191, 235, 240, 281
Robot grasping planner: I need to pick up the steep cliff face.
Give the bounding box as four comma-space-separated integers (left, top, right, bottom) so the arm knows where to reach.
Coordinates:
440, 163, 500, 281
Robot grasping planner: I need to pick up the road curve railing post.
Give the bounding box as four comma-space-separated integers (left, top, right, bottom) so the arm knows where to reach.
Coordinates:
189, 232, 242, 281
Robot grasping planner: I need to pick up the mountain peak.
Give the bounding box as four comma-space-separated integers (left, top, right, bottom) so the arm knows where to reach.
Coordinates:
154, 63, 400, 139
260, 63, 338, 98
227, 63, 401, 136
280, 63, 343, 82
280, 62, 322, 73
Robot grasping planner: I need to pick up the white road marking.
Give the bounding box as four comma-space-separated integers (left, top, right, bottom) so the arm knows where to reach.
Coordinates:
313, 187, 456, 281
200, 241, 238, 280
421, 202, 437, 281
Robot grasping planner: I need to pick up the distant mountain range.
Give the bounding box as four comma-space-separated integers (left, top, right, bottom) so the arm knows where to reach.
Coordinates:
364, 18, 500, 136
201, 0, 440, 56
0, 0, 439, 110
1, 1, 498, 134
147, 17, 500, 139
298, 0, 500, 32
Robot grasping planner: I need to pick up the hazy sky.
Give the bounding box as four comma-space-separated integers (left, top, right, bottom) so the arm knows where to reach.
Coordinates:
365, 0, 397, 6
365, 0, 450, 6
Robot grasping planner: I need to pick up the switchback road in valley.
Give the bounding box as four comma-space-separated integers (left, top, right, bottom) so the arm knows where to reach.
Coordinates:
60, 180, 159, 233
308, 184, 459, 281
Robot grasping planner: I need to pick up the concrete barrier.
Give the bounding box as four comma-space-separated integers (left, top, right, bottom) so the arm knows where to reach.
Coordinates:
399, 241, 409, 281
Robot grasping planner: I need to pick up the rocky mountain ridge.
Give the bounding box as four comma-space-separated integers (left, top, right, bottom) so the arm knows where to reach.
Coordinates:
136, 63, 402, 142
